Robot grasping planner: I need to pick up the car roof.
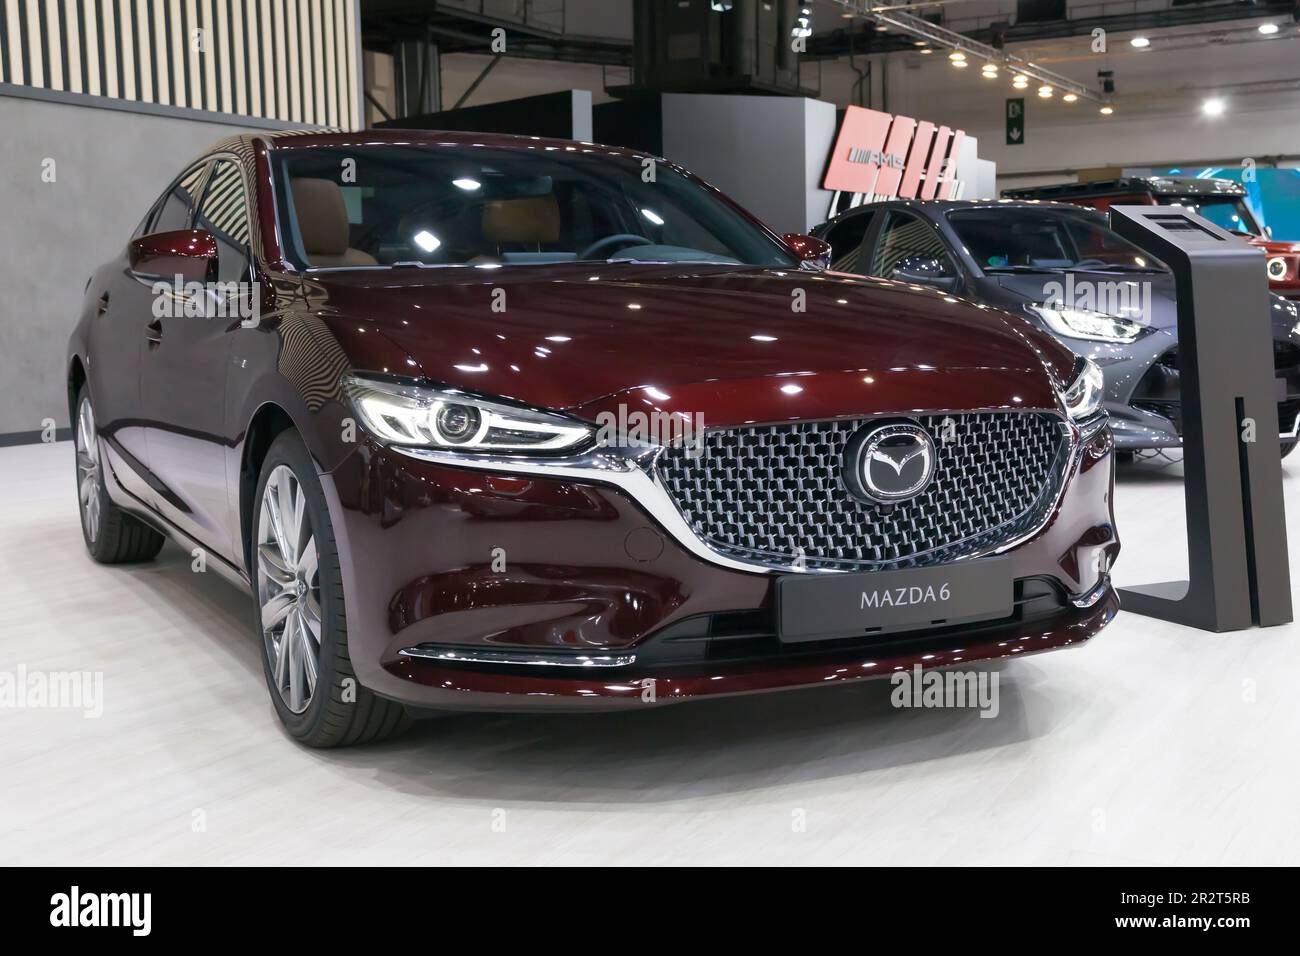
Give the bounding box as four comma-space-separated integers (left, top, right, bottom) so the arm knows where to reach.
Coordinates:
206, 127, 655, 162
821, 197, 1102, 226
1003, 176, 1246, 199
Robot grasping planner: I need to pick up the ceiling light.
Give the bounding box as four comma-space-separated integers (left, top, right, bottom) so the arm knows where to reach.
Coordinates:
1130, 36, 1150, 48
1202, 97, 1226, 116
919, 46, 933, 54
1258, 22, 1280, 35
952, 59, 968, 68
1038, 85, 1053, 97
874, 24, 887, 32
1100, 105, 1115, 115
1063, 92, 1078, 102
949, 51, 966, 61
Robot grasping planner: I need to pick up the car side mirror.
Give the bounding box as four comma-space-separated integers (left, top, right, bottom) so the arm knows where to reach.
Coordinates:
783, 233, 832, 270
128, 229, 218, 282
890, 254, 958, 291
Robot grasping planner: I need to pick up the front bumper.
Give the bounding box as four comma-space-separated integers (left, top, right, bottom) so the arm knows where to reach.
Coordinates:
1094, 330, 1300, 450
320, 426, 1119, 712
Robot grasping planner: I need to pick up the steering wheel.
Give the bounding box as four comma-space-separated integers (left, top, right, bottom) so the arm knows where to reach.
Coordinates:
579, 233, 650, 260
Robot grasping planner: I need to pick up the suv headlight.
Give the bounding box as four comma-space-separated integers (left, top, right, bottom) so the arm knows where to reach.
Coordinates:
1028, 303, 1147, 343
344, 374, 593, 452
1061, 356, 1105, 422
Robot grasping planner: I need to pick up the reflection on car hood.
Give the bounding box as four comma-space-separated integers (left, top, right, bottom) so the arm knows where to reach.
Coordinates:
309, 263, 1077, 418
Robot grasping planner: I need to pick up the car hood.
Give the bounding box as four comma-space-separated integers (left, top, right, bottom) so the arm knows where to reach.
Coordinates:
309, 263, 1075, 426
1249, 237, 1300, 256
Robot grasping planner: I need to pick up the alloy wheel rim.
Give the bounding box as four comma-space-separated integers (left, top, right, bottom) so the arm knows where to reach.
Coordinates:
75, 398, 101, 543
256, 464, 323, 715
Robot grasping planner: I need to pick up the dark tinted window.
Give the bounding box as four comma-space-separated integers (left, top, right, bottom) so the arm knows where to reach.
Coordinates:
947, 207, 1166, 272
870, 211, 955, 279
148, 163, 208, 234
822, 211, 873, 273
269, 144, 797, 270
1160, 197, 1260, 236
196, 159, 252, 282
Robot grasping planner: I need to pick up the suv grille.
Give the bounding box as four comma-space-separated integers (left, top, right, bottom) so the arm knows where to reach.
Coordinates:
655, 413, 1069, 571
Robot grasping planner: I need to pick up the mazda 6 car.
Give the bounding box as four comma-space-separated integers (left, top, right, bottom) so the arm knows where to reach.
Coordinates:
68, 130, 1119, 747
812, 199, 1300, 458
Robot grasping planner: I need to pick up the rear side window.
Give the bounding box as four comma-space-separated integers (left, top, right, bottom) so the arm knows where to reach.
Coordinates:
195, 160, 253, 282
821, 211, 874, 273
144, 163, 209, 235
870, 211, 954, 278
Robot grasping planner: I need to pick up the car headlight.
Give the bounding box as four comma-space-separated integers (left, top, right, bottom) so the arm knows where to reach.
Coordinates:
1267, 256, 1288, 281
344, 374, 593, 452
1061, 356, 1105, 422
1028, 303, 1147, 343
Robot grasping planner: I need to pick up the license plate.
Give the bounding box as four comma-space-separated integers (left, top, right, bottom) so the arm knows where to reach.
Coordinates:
777, 558, 1014, 643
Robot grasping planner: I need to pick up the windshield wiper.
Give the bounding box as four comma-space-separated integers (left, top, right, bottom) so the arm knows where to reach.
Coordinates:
1087, 264, 1166, 273
984, 265, 1068, 274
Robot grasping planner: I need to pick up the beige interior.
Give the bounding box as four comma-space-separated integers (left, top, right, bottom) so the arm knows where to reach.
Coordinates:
481, 195, 561, 245
289, 178, 377, 267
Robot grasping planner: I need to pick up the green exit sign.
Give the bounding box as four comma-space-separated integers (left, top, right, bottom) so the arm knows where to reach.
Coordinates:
1006, 98, 1025, 145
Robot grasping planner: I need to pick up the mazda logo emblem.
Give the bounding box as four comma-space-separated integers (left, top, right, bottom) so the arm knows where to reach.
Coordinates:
845, 422, 936, 504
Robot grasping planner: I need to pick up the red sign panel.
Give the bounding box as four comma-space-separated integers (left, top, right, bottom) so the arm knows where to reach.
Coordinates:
824, 106, 965, 202
822, 106, 894, 195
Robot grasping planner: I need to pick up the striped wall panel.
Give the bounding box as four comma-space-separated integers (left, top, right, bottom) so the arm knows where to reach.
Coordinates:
0, 0, 360, 128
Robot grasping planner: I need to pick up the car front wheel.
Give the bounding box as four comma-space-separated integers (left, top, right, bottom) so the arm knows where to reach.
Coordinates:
252, 430, 409, 747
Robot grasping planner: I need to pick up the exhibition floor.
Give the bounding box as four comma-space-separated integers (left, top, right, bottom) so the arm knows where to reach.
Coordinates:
1, 440, 1297, 866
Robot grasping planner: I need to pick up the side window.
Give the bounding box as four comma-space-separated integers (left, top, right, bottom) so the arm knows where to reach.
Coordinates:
869, 211, 957, 282
822, 212, 873, 273
195, 160, 253, 283
147, 162, 209, 235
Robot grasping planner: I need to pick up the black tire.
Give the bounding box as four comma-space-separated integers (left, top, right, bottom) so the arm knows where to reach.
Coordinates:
1281, 441, 1296, 460
251, 430, 409, 747
73, 385, 165, 564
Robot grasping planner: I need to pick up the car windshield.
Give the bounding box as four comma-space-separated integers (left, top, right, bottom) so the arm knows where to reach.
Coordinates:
1159, 196, 1261, 236
947, 207, 1168, 273
269, 144, 796, 271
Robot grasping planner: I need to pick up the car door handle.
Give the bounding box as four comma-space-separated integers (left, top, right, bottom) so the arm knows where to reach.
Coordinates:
96, 292, 110, 317
145, 318, 163, 346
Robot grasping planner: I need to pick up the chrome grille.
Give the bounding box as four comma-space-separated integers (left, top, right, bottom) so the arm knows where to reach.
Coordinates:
655, 413, 1069, 571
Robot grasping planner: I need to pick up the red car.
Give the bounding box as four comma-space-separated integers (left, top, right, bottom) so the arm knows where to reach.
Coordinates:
67, 130, 1119, 746
1003, 176, 1300, 299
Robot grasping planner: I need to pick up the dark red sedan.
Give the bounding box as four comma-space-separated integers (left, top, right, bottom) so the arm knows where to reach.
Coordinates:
67, 130, 1119, 746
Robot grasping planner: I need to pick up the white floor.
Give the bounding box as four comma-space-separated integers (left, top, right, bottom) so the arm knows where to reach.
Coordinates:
1, 440, 1298, 866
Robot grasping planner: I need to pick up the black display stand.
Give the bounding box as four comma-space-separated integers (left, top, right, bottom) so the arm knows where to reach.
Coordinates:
1108, 205, 1292, 630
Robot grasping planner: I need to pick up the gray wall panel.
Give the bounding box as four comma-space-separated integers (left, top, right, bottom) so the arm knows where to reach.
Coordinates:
0, 93, 270, 434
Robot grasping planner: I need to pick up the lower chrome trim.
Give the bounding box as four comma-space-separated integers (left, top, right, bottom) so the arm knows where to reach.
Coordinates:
1281, 410, 1300, 440
1072, 574, 1112, 608
398, 647, 637, 668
